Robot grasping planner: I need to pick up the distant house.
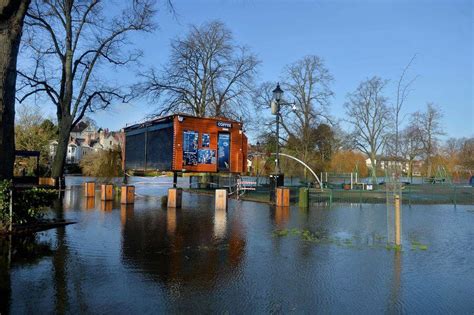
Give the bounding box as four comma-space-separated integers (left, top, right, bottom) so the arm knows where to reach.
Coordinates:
48, 120, 123, 165
365, 155, 423, 176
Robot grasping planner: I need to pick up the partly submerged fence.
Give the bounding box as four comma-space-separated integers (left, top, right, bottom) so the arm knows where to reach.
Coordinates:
184, 174, 473, 206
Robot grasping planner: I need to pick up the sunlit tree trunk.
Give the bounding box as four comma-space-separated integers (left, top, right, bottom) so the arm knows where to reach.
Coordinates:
0, 0, 31, 179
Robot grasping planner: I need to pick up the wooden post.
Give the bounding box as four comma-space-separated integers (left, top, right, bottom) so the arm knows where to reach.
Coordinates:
276, 187, 290, 207
299, 187, 309, 208
84, 182, 95, 197
215, 189, 228, 211
395, 194, 401, 246
121, 185, 135, 204
101, 184, 113, 201
167, 188, 182, 208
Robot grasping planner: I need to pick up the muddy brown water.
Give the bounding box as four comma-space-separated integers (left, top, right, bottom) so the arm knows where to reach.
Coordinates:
1, 176, 473, 313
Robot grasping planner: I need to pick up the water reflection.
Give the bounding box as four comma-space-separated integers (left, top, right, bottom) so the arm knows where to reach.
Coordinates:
121, 204, 246, 292
273, 206, 290, 228
121, 204, 134, 226
100, 201, 113, 211
0, 234, 54, 313
167, 207, 177, 236
84, 197, 95, 210
388, 250, 402, 312
2, 179, 474, 313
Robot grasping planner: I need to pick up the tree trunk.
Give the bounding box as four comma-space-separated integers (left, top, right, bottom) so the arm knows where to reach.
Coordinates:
0, 0, 31, 180
370, 154, 377, 184
51, 115, 72, 178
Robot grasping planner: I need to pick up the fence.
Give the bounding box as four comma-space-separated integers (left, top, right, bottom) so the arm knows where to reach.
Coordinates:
186, 174, 473, 206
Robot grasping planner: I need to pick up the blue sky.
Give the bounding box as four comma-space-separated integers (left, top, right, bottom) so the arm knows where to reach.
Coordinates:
50, 0, 474, 140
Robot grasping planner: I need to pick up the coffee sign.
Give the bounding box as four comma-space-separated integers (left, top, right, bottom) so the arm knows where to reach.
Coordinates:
217, 121, 232, 128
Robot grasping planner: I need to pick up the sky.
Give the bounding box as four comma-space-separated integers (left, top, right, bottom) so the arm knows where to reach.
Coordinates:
34, 0, 474, 141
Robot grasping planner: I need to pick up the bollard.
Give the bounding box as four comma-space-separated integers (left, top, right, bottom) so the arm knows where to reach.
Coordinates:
121, 185, 135, 204
394, 194, 401, 246
84, 182, 95, 197
299, 187, 309, 208
215, 189, 228, 211
167, 188, 182, 208
276, 187, 290, 207
101, 184, 114, 201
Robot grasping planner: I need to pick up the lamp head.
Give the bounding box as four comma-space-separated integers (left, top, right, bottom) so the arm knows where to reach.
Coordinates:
272, 83, 283, 102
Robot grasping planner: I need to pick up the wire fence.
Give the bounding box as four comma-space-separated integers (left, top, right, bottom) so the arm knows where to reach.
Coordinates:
126, 174, 474, 206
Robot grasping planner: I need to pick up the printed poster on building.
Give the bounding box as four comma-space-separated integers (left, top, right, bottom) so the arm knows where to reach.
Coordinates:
198, 149, 216, 164
183, 131, 198, 165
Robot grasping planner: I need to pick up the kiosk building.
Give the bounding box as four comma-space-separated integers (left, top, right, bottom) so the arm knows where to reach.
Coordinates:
123, 114, 248, 174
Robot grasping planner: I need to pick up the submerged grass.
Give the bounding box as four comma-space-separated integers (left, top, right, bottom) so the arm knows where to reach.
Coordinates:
273, 228, 430, 252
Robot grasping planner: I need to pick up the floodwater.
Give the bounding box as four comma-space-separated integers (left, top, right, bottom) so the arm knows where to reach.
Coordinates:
1, 177, 473, 313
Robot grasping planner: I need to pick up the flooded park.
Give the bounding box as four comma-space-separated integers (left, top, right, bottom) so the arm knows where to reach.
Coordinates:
1, 176, 473, 314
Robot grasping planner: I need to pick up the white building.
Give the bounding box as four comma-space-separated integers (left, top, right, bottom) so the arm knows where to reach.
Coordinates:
49, 120, 123, 165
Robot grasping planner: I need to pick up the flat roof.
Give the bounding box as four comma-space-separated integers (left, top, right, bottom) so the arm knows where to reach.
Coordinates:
123, 113, 242, 132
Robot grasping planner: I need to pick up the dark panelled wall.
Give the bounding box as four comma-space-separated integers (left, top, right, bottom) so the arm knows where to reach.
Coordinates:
125, 133, 146, 169
147, 126, 173, 170
125, 122, 173, 171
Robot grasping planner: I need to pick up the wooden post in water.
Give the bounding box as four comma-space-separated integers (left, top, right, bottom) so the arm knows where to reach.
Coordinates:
121, 185, 135, 204
276, 187, 290, 207
215, 189, 228, 211
395, 194, 401, 246
299, 187, 309, 208
168, 188, 182, 208
101, 184, 114, 201
84, 182, 95, 197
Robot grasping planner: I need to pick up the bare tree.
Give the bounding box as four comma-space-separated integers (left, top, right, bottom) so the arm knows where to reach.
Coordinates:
254, 56, 334, 175
399, 123, 423, 182
344, 76, 392, 183
459, 138, 474, 170
411, 103, 444, 177
393, 54, 418, 157
0, 0, 31, 179
142, 20, 259, 121
16, 0, 156, 178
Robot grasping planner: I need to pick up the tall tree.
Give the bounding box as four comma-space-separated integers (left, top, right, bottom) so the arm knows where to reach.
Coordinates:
254, 55, 334, 175
0, 0, 31, 179
393, 54, 418, 157
344, 76, 392, 183
411, 103, 444, 177
459, 138, 474, 170
399, 123, 423, 182
143, 20, 259, 121
17, 0, 156, 178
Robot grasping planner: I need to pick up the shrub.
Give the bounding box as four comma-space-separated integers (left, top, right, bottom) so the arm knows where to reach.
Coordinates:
0, 180, 57, 229
80, 147, 123, 177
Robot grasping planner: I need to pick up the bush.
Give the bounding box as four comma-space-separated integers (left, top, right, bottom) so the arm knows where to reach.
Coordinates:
80, 147, 123, 177
0, 180, 57, 228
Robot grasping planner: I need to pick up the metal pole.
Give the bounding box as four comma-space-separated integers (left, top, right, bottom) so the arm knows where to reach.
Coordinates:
395, 194, 401, 246
9, 188, 13, 233
275, 103, 280, 174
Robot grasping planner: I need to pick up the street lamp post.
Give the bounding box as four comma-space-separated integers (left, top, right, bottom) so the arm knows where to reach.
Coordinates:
270, 83, 285, 201
272, 83, 283, 174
